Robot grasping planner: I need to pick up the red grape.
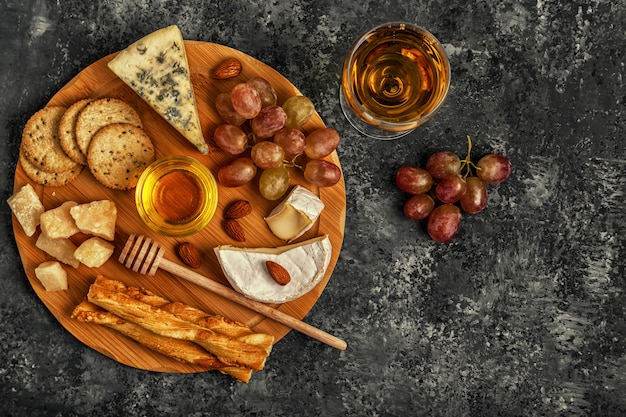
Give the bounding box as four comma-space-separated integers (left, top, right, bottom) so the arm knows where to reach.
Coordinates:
274, 127, 306, 157
403, 194, 435, 220
304, 128, 341, 159
251, 141, 285, 169
215, 92, 246, 126
426, 151, 461, 179
427, 204, 462, 243
230, 83, 261, 119
476, 154, 511, 183
217, 157, 257, 187
395, 166, 433, 195
460, 177, 488, 214
435, 174, 467, 203
247, 77, 277, 108
303, 159, 341, 187
213, 124, 248, 155
251, 105, 287, 138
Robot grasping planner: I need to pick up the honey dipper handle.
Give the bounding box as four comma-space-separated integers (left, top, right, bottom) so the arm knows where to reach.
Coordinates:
158, 257, 347, 351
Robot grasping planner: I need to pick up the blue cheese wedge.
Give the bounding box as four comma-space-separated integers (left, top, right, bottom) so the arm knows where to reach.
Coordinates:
264, 185, 325, 242
107, 25, 208, 154
214, 235, 332, 303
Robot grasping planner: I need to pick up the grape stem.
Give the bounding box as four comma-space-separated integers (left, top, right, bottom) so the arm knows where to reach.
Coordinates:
459, 135, 481, 179
283, 153, 305, 170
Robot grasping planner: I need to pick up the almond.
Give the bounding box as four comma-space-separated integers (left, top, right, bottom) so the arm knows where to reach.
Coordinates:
225, 200, 252, 219
224, 219, 245, 242
177, 242, 202, 269
266, 260, 291, 285
211, 58, 242, 79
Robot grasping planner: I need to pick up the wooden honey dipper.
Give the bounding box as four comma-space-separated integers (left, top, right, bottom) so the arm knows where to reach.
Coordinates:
118, 234, 347, 351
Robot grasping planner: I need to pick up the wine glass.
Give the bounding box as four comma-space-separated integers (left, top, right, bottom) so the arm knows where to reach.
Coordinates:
340, 22, 451, 139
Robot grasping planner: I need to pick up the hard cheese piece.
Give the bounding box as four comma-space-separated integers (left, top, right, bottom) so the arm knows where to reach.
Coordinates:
74, 237, 115, 268
107, 25, 208, 154
40, 201, 80, 239
70, 200, 117, 241
264, 185, 325, 241
35, 234, 80, 268
7, 183, 45, 237
214, 235, 332, 303
34, 261, 68, 291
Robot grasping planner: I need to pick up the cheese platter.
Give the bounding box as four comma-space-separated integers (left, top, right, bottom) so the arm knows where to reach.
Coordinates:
11, 29, 346, 376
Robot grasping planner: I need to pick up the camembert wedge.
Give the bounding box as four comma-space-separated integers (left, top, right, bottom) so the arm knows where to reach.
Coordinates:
107, 25, 209, 154
264, 185, 325, 242
214, 235, 332, 303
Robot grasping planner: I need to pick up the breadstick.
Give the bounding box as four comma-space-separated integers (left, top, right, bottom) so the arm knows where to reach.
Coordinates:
71, 300, 253, 383
93, 275, 274, 351
87, 282, 270, 370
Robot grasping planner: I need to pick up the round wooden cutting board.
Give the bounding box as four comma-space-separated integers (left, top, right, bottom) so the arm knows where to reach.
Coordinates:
11, 40, 346, 374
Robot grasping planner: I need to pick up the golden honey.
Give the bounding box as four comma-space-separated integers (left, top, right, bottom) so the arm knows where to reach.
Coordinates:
135, 156, 218, 237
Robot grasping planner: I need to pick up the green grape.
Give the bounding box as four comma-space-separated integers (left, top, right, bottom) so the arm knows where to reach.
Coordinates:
282, 96, 315, 128
259, 166, 291, 200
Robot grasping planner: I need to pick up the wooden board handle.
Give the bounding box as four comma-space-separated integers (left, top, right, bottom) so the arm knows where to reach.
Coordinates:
158, 258, 347, 351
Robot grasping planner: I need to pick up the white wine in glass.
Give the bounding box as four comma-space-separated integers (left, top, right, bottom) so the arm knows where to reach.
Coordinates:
340, 22, 450, 139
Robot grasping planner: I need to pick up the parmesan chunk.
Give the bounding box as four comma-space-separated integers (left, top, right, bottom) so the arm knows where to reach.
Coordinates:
70, 200, 117, 241
7, 183, 45, 237
34, 261, 68, 291
35, 234, 80, 268
74, 237, 115, 268
40, 201, 80, 239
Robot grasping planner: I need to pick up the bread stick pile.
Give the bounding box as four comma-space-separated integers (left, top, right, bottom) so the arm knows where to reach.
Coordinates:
71, 275, 274, 382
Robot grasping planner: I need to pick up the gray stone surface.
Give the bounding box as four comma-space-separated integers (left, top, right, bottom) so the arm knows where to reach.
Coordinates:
1, 0, 625, 416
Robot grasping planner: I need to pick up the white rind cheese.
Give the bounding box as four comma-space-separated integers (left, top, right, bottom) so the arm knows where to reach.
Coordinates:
214, 235, 332, 303
107, 25, 209, 154
264, 185, 325, 241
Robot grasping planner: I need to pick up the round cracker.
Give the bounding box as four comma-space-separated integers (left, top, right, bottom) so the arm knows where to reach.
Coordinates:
19, 150, 83, 187
58, 98, 93, 165
75, 98, 143, 156
21, 106, 79, 173
87, 123, 155, 190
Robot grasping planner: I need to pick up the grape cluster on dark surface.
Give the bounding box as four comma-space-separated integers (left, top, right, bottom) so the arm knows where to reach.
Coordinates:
396, 136, 511, 243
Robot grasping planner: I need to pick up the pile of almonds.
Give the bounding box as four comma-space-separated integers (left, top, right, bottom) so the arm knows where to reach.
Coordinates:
223, 200, 252, 242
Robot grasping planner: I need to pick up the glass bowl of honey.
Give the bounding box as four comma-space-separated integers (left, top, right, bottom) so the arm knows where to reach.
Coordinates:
135, 155, 218, 237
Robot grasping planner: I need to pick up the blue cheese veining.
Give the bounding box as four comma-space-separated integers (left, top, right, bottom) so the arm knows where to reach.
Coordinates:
107, 25, 209, 154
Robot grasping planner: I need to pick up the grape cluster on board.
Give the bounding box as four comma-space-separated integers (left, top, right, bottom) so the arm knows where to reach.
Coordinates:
396, 136, 511, 243
212, 76, 341, 200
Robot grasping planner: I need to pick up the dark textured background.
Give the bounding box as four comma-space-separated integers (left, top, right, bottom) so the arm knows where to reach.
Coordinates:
1, 0, 625, 416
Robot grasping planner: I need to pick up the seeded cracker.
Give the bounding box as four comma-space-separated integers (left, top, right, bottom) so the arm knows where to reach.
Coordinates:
75, 98, 143, 156
58, 98, 93, 165
21, 106, 79, 173
87, 123, 155, 190
19, 149, 83, 187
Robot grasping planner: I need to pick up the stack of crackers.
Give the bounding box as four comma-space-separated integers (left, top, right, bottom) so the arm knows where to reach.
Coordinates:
20, 97, 155, 190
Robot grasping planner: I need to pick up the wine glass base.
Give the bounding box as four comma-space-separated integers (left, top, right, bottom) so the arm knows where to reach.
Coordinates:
339, 87, 414, 140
